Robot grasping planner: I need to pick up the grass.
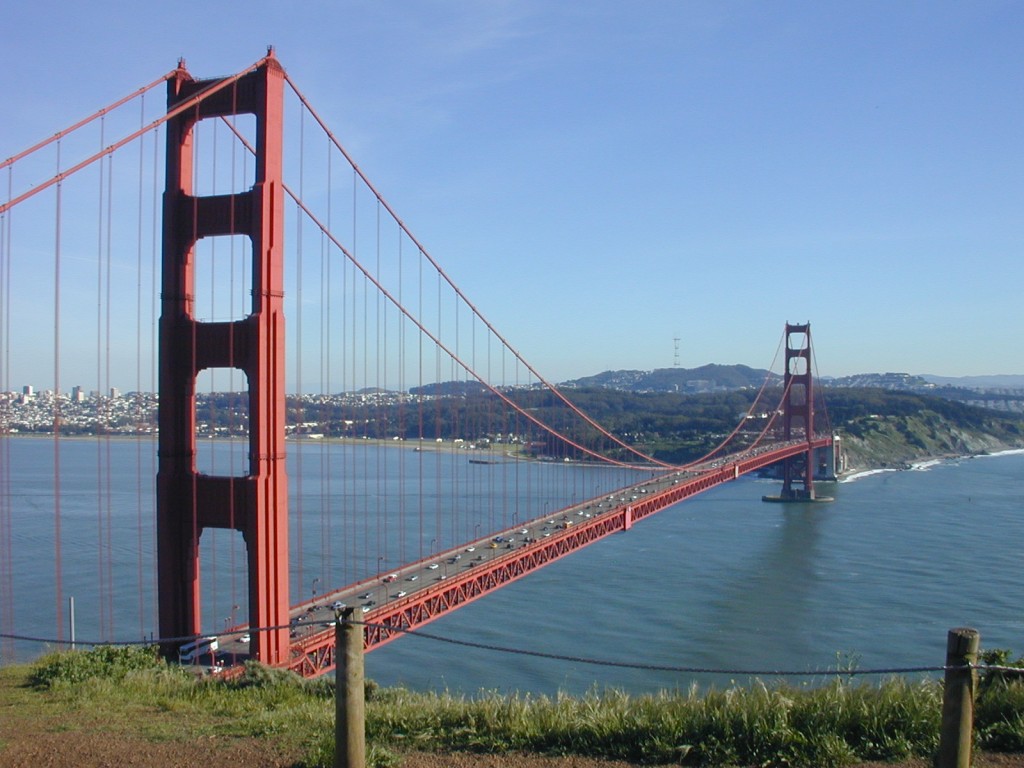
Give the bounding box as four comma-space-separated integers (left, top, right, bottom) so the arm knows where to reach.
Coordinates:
2, 645, 1024, 767
366, 681, 941, 766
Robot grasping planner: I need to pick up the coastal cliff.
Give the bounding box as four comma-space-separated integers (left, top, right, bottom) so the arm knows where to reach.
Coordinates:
836, 409, 1024, 472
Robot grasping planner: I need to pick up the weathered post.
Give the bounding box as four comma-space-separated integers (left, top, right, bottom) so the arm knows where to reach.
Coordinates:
937, 627, 980, 768
334, 607, 366, 768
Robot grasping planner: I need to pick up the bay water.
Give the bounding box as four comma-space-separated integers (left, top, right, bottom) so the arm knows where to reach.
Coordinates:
2, 436, 1022, 695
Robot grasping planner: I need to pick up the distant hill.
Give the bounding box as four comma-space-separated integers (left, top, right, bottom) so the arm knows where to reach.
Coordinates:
920, 374, 1024, 389
826, 372, 1024, 391
561, 364, 777, 393
507, 384, 1024, 469
820, 372, 1024, 414
559, 366, 1024, 415
409, 381, 490, 397
561, 367, 1024, 395
824, 372, 934, 390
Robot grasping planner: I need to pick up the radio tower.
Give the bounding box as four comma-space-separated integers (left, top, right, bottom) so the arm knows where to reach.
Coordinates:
673, 336, 680, 367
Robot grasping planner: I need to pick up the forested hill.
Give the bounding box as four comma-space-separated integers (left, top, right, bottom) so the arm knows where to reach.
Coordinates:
819, 387, 1024, 470
558, 366, 1024, 414
281, 385, 1024, 469
561, 364, 776, 393
496, 386, 1024, 468
541, 365, 1024, 469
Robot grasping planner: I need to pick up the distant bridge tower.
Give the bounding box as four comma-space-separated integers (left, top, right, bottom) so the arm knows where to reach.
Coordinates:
778, 322, 817, 501
156, 54, 290, 665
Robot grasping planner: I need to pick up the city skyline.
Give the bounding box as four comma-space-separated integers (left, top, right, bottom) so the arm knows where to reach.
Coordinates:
9, 368, 1024, 399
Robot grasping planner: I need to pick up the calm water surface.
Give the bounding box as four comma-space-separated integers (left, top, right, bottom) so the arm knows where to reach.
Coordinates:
366, 452, 1024, 694
3, 437, 1022, 695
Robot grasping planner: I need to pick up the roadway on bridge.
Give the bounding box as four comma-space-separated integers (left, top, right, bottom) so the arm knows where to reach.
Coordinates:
213, 464, 701, 664
210, 440, 821, 670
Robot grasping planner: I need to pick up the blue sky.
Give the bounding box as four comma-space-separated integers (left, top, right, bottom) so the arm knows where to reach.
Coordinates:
3, 1, 1022, 385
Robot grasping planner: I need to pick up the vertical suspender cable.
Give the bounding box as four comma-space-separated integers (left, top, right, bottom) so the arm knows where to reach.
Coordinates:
434, 270, 442, 552
500, 337, 509, 529
0, 168, 14, 659
397, 228, 406, 563
350, 168, 360, 581
52, 143, 65, 643
322, 135, 332, 584
449, 282, 458, 549
227, 84, 238, 620
294, 106, 305, 599
95, 120, 108, 638
134, 94, 148, 640
103, 152, 115, 638
363, 200, 373, 567
318, 226, 328, 584
341, 170, 352, 582
318, 130, 328, 591
416, 248, 424, 563
376, 200, 385, 567
149, 121, 160, 628
189, 103, 201, 639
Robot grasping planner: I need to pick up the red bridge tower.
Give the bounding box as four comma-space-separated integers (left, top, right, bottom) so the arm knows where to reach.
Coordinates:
776, 322, 820, 501
156, 55, 290, 665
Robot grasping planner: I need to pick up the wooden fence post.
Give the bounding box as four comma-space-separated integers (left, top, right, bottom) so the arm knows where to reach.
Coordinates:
335, 607, 366, 768
937, 627, 979, 768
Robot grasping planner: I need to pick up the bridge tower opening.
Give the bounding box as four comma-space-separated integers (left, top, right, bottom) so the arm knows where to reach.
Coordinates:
156, 55, 290, 665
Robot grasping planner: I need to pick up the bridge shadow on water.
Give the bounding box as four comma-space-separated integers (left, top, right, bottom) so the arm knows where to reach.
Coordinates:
691, 491, 835, 682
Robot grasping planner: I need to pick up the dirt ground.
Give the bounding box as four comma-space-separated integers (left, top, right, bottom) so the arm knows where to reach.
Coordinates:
2, 730, 1024, 768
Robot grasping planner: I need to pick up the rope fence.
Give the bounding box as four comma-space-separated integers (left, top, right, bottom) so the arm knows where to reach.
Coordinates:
4, 620, 1023, 680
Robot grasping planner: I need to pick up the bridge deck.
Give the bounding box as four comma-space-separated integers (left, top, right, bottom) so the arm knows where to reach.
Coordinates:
209, 438, 830, 677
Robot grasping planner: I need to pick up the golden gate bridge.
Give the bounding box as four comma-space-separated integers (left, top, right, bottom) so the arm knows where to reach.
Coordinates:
0, 52, 834, 677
